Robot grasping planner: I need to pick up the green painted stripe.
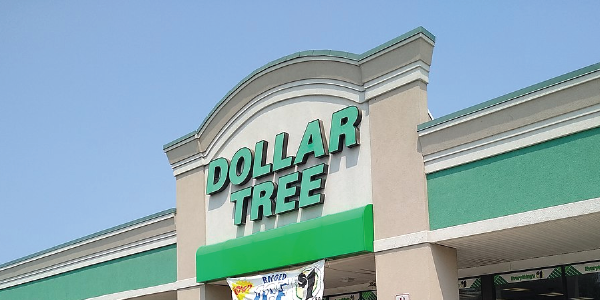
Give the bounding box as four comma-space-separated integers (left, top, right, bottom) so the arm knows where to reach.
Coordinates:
0, 208, 175, 269
361, 291, 377, 300
494, 275, 509, 285
547, 267, 563, 279
196, 204, 374, 282
163, 27, 435, 150
0, 245, 177, 300
418, 62, 600, 131
428, 126, 600, 229
471, 278, 482, 288
564, 265, 582, 276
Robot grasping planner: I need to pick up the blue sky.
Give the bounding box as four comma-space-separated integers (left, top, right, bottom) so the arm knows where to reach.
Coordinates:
0, 1, 598, 264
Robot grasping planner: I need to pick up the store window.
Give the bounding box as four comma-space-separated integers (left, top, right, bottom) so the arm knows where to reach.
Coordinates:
459, 277, 482, 300
566, 262, 600, 300
459, 260, 600, 300
494, 267, 564, 300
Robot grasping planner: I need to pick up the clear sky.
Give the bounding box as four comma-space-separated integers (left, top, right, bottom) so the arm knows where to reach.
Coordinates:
0, 1, 598, 264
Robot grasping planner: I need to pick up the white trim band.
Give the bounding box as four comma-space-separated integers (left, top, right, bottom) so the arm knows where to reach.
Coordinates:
0, 232, 176, 290
423, 103, 600, 173
364, 61, 429, 100
0, 212, 175, 273
170, 79, 368, 176
374, 197, 600, 252
419, 70, 600, 136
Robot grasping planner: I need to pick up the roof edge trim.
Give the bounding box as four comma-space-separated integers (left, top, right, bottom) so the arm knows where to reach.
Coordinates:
163, 26, 435, 150
418, 62, 600, 132
0, 208, 176, 270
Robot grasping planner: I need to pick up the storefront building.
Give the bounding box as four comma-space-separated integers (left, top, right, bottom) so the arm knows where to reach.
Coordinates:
1, 27, 600, 300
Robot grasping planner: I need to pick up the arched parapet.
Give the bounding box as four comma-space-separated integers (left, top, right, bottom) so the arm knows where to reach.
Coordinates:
164, 27, 434, 169
165, 27, 436, 274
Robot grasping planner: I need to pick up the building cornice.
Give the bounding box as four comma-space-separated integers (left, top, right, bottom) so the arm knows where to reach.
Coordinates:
418, 62, 600, 132
0, 209, 176, 290
374, 196, 600, 253
163, 26, 435, 151
0, 208, 175, 271
419, 65, 600, 173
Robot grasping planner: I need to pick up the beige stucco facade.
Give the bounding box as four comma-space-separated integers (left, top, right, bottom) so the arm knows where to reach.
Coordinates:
375, 244, 458, 300
369, 81, 430, 239
3, 27, 600, 300
163, 25, 600, 300
175, 167, 206, 280
162, 27, 460, 300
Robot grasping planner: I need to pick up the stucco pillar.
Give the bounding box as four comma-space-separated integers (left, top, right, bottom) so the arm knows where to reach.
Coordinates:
369, 81, 430, 238
175, 167, 207, 280
375, 244, 458, 300
368, 81, 459, 299
178, 287, 201, 300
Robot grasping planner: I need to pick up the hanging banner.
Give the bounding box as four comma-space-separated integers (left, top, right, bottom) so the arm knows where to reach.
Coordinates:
227, 260, 325, 300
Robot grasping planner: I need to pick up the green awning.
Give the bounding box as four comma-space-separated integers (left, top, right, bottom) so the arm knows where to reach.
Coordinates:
196, 204, 374, 282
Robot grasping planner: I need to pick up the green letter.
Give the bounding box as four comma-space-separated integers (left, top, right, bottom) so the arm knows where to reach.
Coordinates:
299, 163, 328, 207
294, 120, 328, 165
275, 171, 301, 214
253, 140, 273, 178
329, 106, 361, 153
250, 181, 276, 221
273, 132, 294, 172
230, 187, 252, 225
206, 157, 229, 195
229, 147, 253, 186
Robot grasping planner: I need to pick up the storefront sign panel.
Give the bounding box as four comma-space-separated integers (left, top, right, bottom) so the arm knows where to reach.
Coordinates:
494, 267, 560, 285
204, 99, 373, 245
567, 261, 600, 276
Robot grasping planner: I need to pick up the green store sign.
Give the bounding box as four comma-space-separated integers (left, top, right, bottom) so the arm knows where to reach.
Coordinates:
206, 106, 362, 225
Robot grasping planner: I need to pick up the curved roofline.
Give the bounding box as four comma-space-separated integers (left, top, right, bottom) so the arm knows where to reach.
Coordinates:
163, 26, 435, 150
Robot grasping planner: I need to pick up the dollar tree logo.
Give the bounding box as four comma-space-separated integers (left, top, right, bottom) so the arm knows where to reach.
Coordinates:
206, 106, 362, 226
